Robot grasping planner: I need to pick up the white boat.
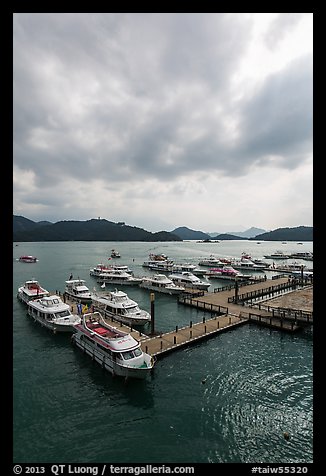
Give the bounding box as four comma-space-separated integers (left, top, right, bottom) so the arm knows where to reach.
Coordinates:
110, 249, 121, 258
290, 270, 313, 279
168, 271, 210, 290
198, 255, 225, 267
231, 257, 266, 271
27, 295, 81, 332
71, 311, 154, 379
90, 263, 132, 277
139, 274, 185, 295
172, 263, 197, 272
143, 253, 174, 271
91, 289, 151, 327
17, 279, 50, 304
264, 251, 289, 259
97, 269, 142, 286
65, 279, 93, 303
288, 252, 313, 261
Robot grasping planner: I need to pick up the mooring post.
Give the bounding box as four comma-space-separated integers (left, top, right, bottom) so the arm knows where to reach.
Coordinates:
150, 292, 155, 335
234, 276, 239, 303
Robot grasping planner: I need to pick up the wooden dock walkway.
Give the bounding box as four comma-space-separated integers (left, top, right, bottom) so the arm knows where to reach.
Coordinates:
53, 275, 312, 361
179, 276, 313, 330
139, 314, 247, 358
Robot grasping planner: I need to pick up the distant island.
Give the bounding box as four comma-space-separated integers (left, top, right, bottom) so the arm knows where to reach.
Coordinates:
13, 215, 313, 242
171, 225, 313, 242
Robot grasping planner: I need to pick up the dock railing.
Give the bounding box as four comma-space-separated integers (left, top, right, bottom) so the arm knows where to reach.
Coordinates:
179, 293, 228, 315
228, 281, 298, 304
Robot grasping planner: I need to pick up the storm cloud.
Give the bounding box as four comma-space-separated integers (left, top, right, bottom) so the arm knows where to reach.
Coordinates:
13, 13, 313, 232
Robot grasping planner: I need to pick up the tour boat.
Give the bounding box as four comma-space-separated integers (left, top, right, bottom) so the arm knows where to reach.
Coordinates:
71, 311, 154, 379
142, 253, 174, 271
64, 279, 93, 303
172, 262, 208, 276
91, 289, 151, 327
27, 295, 81, 332
288, 252, 313, 261
231, 256, 266, 271
97, 269, 142, 286
264, 251, 289, 260
90, 263, 132, 278
18, 255, 38, 263
17, 279, 50, 304
198, 255, 225, 267
168, 271, 210, 290
204, 266, 248, 280
139, 274, 185, 295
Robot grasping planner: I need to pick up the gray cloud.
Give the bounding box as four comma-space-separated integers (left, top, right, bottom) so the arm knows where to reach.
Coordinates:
13, 13, 313, 229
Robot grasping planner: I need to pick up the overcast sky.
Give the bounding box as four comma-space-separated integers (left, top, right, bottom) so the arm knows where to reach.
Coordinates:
13, 13, 313, 233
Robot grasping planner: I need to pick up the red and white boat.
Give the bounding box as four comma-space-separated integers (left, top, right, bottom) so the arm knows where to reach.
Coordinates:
17, 279, 50, 304
18, 255, 38, 263
71, 311, 154, 379
205, 266, 249, 280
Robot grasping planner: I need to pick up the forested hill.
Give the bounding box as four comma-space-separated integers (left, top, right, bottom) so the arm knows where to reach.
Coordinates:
13, 216, 182, 242
251, 226, 313, 241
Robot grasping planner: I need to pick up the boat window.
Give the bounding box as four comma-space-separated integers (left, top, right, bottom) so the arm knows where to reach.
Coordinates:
56, 310, 70, 318
121, 351, 135, 360
134, 348, 142, 357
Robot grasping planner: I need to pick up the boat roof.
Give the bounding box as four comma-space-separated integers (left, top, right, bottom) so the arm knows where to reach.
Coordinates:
74, 285, 90, 292
28, 295, 69, 310
77, 312, 140, 351
65, 279, 86, 284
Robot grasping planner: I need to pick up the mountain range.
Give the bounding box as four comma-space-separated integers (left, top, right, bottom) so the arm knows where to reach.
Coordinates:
13, 216, 313, 242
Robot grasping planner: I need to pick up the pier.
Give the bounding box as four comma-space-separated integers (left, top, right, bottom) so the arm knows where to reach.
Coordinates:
178, 276, 313, 331
57, 275, 312, 360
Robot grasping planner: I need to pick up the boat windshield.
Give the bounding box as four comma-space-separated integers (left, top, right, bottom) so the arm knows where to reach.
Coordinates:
120, 348, 142, 360
55, 310, 71, 318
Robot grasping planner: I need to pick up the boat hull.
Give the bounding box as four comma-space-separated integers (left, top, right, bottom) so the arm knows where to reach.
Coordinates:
97, 278, 142, 286
71, 333, 153, 379
139, 283, 184, 295
93, 307, 151, 327
169, 279, 210, 290
27, 311, 76, 332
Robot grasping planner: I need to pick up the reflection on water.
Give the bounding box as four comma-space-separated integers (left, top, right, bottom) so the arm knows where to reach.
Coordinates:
13, 241, 313, 463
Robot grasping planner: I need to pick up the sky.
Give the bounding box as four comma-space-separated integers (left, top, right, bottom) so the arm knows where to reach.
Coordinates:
13, 13, 313, 233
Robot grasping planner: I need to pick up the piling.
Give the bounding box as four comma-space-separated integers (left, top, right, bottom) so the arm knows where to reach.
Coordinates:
150, 292, 155, 335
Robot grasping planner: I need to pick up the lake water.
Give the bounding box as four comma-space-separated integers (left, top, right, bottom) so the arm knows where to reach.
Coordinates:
13, 240, 313, 464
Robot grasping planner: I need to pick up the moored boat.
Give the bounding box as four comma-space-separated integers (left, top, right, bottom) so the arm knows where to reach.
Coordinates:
17, 279, 50, 304
139, 274, 185, 295
204, 266, 249, 280
198, 255, 225, 267
143, 253, 174, 271
27, 295, 81, 332
97, 269, 142, 286
91, 289, 151, 327
71, 311, 154, 379
90, 263, 132, 278
168, 271, 210, 290
65, 279, 93, 303
264, 251, 289, 259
